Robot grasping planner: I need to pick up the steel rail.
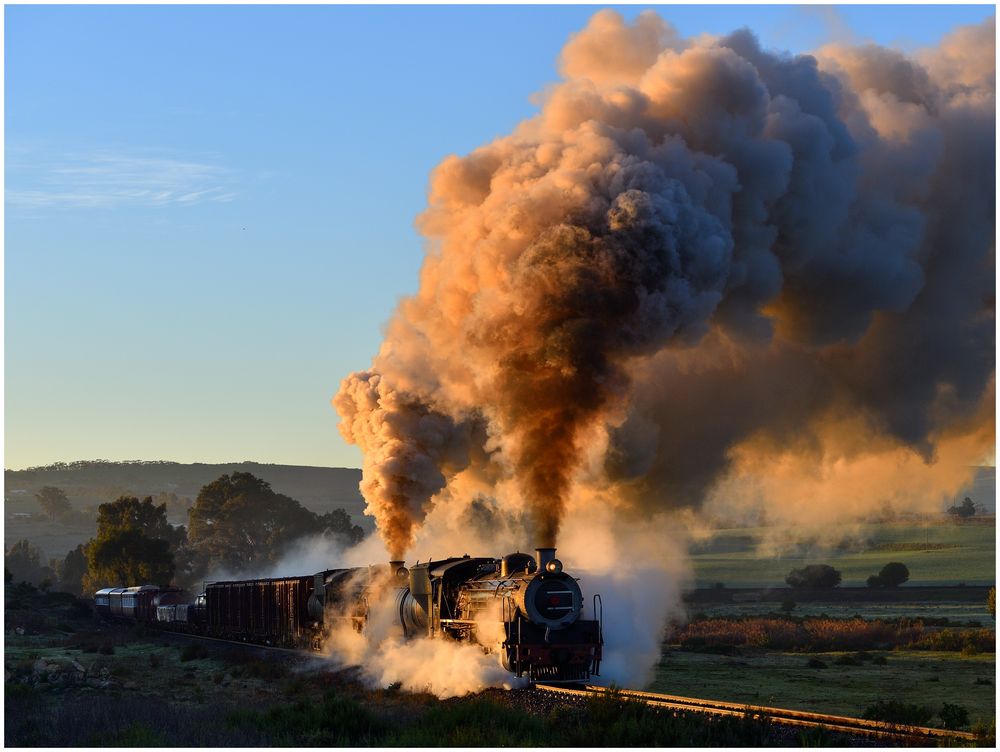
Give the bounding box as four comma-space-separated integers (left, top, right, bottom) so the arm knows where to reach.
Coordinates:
534, 683, 980, 744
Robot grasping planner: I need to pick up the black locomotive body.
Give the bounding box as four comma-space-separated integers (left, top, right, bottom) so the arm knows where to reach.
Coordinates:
94, 546, 603, 683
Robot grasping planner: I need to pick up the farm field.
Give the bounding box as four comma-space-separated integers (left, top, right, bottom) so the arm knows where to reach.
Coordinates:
649, 648, 995, 729
690, 521, 996, 587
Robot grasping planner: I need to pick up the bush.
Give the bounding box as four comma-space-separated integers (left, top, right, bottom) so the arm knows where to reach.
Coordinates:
938, 703, 969, 730
180, 644, 209, 662
226, 690, 386, 745
872, 655, 888, 665
785, 564, 841, 589
862, 699, 933, 726
875, 562, 909, 588
114, 722, 166, 747
806, 658, 827, 669
907, 628, 995, 653
241, 659, 290, 680
780, 599, 796, 613
673, 617, 926, 652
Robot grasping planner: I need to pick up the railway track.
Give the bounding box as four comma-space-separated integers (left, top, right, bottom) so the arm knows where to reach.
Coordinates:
534, 683, 981, 745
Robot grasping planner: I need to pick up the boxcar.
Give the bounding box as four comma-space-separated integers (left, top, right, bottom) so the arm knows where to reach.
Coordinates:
205, 575, 314, 647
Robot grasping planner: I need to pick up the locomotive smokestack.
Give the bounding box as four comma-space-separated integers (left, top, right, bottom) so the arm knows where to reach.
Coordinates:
535, 547, 556, 572
389, 560, 406, 579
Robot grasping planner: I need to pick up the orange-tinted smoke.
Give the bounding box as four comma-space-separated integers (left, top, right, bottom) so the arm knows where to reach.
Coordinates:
335, 11, 995, 557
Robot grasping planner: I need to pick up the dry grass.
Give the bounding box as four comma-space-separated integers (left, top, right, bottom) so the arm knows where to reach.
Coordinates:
673, 617, 995, 653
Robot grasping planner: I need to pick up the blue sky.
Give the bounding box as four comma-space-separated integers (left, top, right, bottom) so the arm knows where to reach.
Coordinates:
5, 4, 995, 471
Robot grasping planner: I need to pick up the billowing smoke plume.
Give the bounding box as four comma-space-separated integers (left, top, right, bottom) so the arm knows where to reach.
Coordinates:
335, 10, 994, 559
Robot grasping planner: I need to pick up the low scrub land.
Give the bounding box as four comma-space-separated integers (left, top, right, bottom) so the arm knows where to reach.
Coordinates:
6, 583, 857, 747
673, 616, 995, 653
653, 613, 995, 735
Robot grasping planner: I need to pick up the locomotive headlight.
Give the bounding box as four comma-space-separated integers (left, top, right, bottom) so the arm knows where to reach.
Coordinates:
545, 559, 563, 574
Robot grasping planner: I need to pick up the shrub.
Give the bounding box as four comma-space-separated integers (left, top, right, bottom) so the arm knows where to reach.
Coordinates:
806, 658, 827, 669
907, 628, 995, 653
674, 617, 924, 651
785, 564, 841, 589
114, 722, 166, 747
241, 659, 290, 680
862, 700, 933, 726
972, 719, 996, 747
99, 643, 115, 655
226, 690, 386, 745
876, 562, 909, 588
938, 703, 969, 730
872, 655, 888, 665
780, 599, 796, 613
180, 644, 208, 662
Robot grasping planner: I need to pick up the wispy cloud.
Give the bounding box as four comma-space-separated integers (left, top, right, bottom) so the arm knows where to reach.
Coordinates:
6, 148, 239, 209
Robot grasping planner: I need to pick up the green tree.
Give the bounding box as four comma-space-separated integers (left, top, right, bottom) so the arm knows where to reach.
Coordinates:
785, 564, 841, 589
317, 508, 365, 546
5, 539, 54, 586
94, 495, 185, 549
83, 529, 174, 592
874, 561, 910, 587
34, 486, 72, 519
187, 472, 361, 575
80, 496, 180, 592
947, 497, 977, 518
56, 544, 88, 595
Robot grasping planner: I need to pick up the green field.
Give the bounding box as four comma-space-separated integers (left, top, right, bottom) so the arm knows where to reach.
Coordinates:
690, 521, 996, 588
649, 648, 996, 729
690, 601, 995, 625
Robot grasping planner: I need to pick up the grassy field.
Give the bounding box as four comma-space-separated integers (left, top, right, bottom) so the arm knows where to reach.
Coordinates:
691, 521, 996, 588
649, 647, 995, 729
690, 601, 994, 625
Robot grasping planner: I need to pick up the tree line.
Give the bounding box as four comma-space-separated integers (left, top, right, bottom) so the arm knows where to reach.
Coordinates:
4, 472, 364, 594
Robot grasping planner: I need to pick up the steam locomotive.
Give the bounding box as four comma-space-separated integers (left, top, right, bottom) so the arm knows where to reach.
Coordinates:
94, 547, 604, 683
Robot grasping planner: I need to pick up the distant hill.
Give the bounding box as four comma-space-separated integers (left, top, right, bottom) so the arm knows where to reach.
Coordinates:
4, 460, 370, 530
